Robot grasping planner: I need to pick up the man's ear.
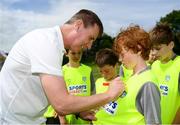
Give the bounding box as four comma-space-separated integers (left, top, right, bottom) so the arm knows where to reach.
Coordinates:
74, 19, 83, 31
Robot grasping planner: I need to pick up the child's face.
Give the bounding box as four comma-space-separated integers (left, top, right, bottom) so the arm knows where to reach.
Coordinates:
153, 42, 173, 63
67, 49, 83, 63
99, 64, 117, 81
148, 49, 158, 63
118, 47, 137, 70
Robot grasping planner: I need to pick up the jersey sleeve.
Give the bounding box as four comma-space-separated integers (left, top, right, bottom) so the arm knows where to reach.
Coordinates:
136, 82, 161, 124
119, 65, 124, 78
90, 71, 96, 95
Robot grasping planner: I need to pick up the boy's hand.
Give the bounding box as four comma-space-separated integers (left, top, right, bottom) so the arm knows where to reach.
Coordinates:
79, 110, 97, 121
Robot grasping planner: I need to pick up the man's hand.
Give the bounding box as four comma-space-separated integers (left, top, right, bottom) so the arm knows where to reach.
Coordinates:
79, 110, 97, 121
107, 77, 125, 101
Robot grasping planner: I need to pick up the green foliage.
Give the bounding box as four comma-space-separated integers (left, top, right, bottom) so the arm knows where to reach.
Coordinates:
81, 33, 114, 63
158, 10, 180, 54
82, 10, 180, 62
160, 10, 180, 32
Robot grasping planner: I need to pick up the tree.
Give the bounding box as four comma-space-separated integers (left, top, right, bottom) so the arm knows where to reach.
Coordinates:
81, 33, 114, 63
160, 10, 180, 32
158, 10, 180, 54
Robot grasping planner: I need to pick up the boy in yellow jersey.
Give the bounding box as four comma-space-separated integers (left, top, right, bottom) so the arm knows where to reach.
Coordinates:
44, 47, 96, 124
93, 48, 122, 124
95, 48, 120, 96
150, 23, 180, 124
93, 25, 161, 125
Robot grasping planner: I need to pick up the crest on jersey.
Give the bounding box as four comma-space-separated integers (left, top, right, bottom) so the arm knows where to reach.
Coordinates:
165, 75, 170, 82
82, 76, 87, 82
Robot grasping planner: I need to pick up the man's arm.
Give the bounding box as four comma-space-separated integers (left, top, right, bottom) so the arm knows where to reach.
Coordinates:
40, 74, 124, 116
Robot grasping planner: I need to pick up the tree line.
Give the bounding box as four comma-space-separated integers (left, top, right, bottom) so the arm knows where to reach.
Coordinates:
62, 10, 180, 65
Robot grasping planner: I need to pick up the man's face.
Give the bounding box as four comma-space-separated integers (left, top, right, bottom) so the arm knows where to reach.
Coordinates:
70, 23, 99, 51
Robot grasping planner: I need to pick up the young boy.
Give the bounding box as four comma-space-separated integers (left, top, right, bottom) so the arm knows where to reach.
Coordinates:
95, 48, 120, 94
44, 47, 95, 124
93, 25, 161, 124
93, 48, 121, 124
150, 23, 180, 124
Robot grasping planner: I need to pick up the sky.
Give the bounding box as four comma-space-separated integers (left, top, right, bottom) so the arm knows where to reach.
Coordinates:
0, 0, 180, 52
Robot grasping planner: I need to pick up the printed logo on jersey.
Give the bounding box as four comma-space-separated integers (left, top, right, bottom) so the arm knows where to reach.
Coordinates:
159, 84, 168, 96
165, 75, 170, 82
82, 76, 87, 82
103, 101, 118, 115
68, 84, 87, 94
66, 79, 71, 83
